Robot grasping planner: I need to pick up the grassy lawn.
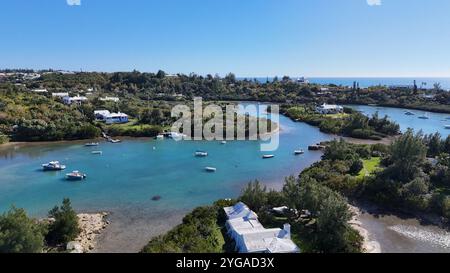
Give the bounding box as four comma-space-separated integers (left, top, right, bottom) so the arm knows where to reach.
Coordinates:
325, 113, 350, 119
358, 157, 381, 179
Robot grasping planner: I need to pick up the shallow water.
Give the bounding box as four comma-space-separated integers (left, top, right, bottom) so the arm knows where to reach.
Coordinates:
359, 212, 450, 253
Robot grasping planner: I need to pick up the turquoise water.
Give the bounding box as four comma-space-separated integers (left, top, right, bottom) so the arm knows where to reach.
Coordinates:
346, 105, 450, 137
0, 111, 331, 217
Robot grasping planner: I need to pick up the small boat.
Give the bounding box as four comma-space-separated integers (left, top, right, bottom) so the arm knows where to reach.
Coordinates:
404, 111, 415, 116
66, 171, 87, 181
418, 114, 429, 119
195, 151, 208, 157
156, 135, 164, 140
294, 150, 305, 155
91, 151, 103, 155
262, 155, 275, 159
445, 125, 450, 129
109, 139, 121, 143
221, 141, 227, 144
85, 142, 99, 147
42, 161, 66, 171
205, 167, 217, 172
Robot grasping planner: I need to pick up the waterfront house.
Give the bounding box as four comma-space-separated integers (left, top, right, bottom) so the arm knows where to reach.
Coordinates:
105, 112, 128, 124
94, 110, 129, 124
94, 110, 111, 121
63, 95, 88, 105
224, 202, 300, 253
315, 103, 344, 114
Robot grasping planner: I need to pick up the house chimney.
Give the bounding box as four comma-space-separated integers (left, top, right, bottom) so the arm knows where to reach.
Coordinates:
283, 224, 291, 239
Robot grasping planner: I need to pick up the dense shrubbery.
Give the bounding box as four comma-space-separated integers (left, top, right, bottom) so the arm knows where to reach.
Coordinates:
283, 105, 400, 140
0, 207, 46, 253
0, 198, 80, 253
141, 200, 234, 253
105, 124, 162, 137
0, 134, 8, 144
45, 198, 81, 246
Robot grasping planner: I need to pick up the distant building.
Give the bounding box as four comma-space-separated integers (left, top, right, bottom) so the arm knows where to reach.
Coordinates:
94, 110, 129, 124
224, 202, 300, 253
296, 77, 309, 85
52, 92, 69, 98
421, 94, 436, 100
31, 88, 48, 93
63, 95, 88, 105
315, 103, 344, 114
23, 73, 41, 80
99, 96, 120, 102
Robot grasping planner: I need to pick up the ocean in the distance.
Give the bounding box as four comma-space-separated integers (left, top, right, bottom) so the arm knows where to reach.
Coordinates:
239, 77, 450, 90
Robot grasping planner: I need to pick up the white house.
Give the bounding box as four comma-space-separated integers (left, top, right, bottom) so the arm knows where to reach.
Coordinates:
315, 103, 344, 114
224, 202, 300, 253
94, 110, 111, 121
52, 92, 69, 98
31, 88, 48, 93
99, 96, 120, 102
63, 96, 88, 105
94, 110, 129, 124
105, 112, 128, 124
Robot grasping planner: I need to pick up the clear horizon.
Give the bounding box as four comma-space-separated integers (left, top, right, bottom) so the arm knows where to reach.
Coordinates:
1, 0, 450, 77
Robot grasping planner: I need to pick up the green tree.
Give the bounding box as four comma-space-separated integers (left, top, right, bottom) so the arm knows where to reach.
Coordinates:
45, 198, 80, 245
388, 129, 427, 182
0, 207, 45, 253
239, 180, 267, 212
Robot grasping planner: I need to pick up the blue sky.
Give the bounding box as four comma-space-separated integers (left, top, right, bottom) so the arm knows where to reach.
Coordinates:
1, 0, 449, 77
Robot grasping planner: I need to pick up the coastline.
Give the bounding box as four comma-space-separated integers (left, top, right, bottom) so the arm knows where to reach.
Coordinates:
348, 205, 381, 253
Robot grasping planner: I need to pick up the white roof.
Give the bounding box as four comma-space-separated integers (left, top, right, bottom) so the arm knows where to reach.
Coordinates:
32, 88, 47, 92
266, 237, 300, 253
94, 110, 111, 115
52, 92, 69, 96
318, 103, 343, 109
107, 112, 128, 118
224, 202, 255, 220
225, 202, 300, 253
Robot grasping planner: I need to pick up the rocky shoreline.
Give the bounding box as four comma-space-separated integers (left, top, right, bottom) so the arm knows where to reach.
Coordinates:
66, 212, 110, 253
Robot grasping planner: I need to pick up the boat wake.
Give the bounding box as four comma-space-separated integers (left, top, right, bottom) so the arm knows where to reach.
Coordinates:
388, 225, 450, 249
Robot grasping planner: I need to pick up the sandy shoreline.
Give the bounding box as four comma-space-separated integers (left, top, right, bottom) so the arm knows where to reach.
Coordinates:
348, 205, 382, 253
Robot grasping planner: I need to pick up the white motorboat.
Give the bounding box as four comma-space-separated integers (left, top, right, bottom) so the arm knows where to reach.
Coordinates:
221, 141, 227, 144
205, 167, 217, 172
109, 139, 121, 143
91, 151, 103, 155
195, 151, 208, 157
66, 171, 87, 181
418, 114, 429, 119
85, 142, 99, 147
294, 150, 305, 155
42, 161, 66, 171
262, 155, 275, 159
404, 111, 415, 116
